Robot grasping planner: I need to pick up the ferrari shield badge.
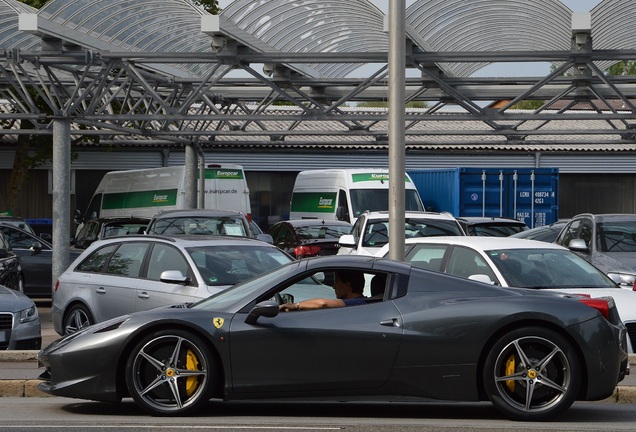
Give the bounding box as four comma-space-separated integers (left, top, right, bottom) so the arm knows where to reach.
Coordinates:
213, 317, 225, 329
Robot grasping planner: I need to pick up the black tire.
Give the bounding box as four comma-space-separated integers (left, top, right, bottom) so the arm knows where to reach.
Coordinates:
125, 329, 216, 416
483, 326, 581, 421
62, 304, 94, 335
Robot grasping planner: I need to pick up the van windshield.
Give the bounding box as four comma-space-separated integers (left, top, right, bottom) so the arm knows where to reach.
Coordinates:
350, 189, 423, 218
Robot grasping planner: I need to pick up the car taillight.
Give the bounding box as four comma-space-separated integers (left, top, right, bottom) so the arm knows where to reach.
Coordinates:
294, 245, 321, 258
54, 279, 60, 293
577, 297, 610, 319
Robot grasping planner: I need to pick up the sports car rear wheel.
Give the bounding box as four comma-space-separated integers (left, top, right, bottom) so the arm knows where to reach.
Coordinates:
483, 326, 581, 421
125, 329, 215, 416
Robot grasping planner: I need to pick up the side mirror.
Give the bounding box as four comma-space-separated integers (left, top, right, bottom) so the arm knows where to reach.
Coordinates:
31, 241, 43, 253
313, 272, 325, 283
338, 234, 356, 248
40, 233, 52, 243
159, 270, 190, 285
0, 249, 8, 259
336, 206, 349, 222
567, 238, 589, 253
245, 300, 279, 325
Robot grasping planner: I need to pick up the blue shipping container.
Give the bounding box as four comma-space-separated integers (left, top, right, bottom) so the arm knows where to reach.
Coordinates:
407, 168, 559, 228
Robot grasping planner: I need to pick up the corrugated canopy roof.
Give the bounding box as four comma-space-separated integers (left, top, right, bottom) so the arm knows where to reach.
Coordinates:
1, 0, 629, 79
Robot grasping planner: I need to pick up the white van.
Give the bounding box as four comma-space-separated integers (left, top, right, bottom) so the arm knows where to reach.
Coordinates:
80, 164, 251, 220
289, 169, 424, 223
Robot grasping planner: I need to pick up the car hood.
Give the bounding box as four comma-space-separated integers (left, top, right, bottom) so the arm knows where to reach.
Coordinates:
593, 251, 636, 274
0, 285, 34, 311
546, 286, 636, 322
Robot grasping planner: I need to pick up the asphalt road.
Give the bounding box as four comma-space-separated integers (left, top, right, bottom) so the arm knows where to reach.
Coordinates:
2, 397, 636, 431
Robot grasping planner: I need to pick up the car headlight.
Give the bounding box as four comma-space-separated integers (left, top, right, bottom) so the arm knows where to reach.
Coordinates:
607, 271, 636, 287
19, 305, 39, 323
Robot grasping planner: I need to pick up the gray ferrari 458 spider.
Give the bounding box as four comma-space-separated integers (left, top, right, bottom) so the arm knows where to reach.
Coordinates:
38, 255, 629, 421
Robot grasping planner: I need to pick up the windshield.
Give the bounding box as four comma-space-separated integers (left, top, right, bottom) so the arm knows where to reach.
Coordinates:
295, 224, 352, 239
363, 218, 462, 248
350, 189, 423, 218
191, 260, 304, 312
597, 221, 636, 252
488, 248, 617, 289
186, 244, 293, 286
151, 216, 248, 236
471, 223, 528, 237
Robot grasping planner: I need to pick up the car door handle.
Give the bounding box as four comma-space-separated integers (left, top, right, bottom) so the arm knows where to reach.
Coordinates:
380, 318, 400, 328
96, 287, 106, 294
138, 292, 150, 299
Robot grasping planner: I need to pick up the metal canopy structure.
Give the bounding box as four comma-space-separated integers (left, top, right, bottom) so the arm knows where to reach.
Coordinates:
3, 0, 636, 287
0, 0, 636, 148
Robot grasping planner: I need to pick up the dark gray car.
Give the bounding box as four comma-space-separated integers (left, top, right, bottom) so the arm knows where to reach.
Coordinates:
38, 255, 629, 421
146, 209, 273, 243
0, 224, 81, 298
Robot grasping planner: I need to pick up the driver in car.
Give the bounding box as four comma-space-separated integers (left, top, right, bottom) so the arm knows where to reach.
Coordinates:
279, 270, 366, 311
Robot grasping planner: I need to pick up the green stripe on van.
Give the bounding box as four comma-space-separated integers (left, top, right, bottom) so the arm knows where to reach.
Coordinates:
204, 168, 244, 180
351, 173, 412, 183
102, 189, 178, 210
290, 192, 337, 213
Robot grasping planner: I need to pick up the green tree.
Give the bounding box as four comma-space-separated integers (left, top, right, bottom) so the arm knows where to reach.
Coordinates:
606, 60, 636, 76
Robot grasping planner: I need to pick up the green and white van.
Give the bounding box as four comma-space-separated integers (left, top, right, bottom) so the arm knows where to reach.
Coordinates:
80, 164, 251, 220
289, 169, 424, 223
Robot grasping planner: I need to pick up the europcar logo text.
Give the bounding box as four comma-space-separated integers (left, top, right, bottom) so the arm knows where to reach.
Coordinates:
318, 197, 333, 208
153, 194, 169, 203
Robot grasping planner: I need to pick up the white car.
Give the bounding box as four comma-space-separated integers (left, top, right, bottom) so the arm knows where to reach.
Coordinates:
337, 211, 464, 256
377, 236, 636, 352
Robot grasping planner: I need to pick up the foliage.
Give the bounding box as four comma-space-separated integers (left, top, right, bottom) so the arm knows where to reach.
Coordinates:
511, 100, 544, 110
193, 0, 220, 14
357, 101, 429, 109
606, 61, 636, 76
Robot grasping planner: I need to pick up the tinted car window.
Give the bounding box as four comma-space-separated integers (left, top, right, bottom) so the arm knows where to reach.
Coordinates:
147, 244, 190, 281
407, 244, 448, 271
77, 244, 118, 273
0, 226, 50, 250
596, 221, 636, 252
105, 242, 149, 277
187, 245, 291, 286
447, 246, 496, 280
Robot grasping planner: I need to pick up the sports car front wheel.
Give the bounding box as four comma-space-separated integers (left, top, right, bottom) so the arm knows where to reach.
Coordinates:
125, 329, 216, 416
483, 326, 581, 421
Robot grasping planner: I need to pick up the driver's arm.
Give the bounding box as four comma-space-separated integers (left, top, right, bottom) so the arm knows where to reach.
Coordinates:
279, 298, 346, 311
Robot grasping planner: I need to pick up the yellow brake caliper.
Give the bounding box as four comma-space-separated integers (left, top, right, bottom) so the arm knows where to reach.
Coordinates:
185, 349, 200, 397
505, 354, 516, 392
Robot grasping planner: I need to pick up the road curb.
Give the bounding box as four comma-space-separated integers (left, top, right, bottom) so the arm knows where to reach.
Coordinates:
0, 350, 39, 362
